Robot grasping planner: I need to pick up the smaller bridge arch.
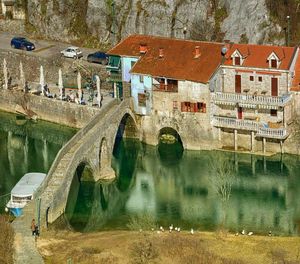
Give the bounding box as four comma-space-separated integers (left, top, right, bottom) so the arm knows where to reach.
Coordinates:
158, 126, 184, 148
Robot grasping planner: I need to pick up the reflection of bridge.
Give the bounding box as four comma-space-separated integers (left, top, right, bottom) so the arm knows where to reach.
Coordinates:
37, 98, 138, 226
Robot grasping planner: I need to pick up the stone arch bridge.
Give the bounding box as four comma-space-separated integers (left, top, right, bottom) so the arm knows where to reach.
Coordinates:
37, 98, 138, 226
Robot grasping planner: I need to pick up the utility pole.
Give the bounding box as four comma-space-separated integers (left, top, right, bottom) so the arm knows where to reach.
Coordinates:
287, 15, 290, 46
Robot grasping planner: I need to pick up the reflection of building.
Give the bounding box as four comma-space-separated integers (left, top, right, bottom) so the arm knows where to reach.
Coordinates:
107, 35, 300, 154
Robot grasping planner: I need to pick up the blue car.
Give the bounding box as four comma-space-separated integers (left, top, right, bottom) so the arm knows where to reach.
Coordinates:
10, 37, 35, 51
87, 51, 108, 65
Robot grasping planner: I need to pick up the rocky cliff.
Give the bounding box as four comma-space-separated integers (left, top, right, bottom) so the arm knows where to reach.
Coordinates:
21, 0, 285, 46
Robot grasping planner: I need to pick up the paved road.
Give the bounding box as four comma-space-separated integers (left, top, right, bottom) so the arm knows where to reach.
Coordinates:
0, 31, 102, 62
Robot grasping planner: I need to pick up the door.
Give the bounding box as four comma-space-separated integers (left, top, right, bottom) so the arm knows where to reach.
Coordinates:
238, 107, 243, 119
271, 78, 278, 96
235, 75, 241, 93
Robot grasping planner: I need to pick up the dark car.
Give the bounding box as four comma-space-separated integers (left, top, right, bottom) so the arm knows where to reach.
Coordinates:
10, 37, 35, 51
87, 51, 108, 65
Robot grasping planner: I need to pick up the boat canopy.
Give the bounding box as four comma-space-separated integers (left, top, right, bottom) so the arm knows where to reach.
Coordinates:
11, 173, 46, 197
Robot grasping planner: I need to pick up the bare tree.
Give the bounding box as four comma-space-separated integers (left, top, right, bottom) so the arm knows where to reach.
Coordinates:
209, 152, 235, 227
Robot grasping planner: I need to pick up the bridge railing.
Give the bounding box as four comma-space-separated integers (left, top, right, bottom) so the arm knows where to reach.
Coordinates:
36, 99, 119, 196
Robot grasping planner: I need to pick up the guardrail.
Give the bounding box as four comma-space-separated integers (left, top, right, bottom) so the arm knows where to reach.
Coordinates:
212, 92, 291, 107
212, 116, 260, 131
256, 127, 288, 139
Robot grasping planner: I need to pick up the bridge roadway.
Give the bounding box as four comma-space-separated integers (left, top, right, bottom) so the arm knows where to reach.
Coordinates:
36, 98, 138, 227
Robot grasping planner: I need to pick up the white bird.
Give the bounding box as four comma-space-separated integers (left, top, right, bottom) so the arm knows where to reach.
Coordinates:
190, 228, 194, 235
235, 232, 239, 236
241, 230, 245, 235
177, 227, 181, 232
175, 227, 178, 231
151, 228, 154, 232
169, 224, 173, 231
248, 232, 253, 236
157, 230, 161, 234
268, 231, 272, 237
160, 226, 164, 232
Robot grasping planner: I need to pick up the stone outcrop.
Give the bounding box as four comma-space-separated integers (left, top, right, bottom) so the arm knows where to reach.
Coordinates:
19, 0, 283, 45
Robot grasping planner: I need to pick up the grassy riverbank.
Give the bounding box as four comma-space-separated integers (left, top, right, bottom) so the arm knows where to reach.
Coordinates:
37, 230, 300, 264
0, 215, 14, 264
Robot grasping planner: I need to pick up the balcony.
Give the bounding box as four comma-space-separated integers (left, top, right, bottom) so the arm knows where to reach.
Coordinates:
107, 71, 122, 82
212, 116, 288, 139
153, 83, 178, 93
212, 116, 260, 131
256, 127, 288, 139
212, 92, 291, 108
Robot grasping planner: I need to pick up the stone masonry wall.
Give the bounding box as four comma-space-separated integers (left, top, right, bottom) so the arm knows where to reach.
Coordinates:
0, 89, 100, 128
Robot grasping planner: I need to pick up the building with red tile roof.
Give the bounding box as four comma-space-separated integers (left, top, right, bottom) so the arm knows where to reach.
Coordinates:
108, 34, 224, 84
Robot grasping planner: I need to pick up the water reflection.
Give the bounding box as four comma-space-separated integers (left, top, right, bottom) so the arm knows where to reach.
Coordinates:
0, 110, 76, 211
65, 139, 300, 236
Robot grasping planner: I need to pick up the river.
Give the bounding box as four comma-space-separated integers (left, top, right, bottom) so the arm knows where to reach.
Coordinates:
0, 110, 299, 236
0, 110, 77, 211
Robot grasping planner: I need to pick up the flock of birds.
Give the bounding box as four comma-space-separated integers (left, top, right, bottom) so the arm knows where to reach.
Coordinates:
144, 225, 273, 237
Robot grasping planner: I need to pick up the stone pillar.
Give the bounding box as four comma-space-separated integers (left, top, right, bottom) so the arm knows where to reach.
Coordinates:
263, 156, 267, 173
251, 131, 254, 152
280, 140, 283, 154
218, 127, 221, 141
234, 129, 237, 151
263, 137, 266, 154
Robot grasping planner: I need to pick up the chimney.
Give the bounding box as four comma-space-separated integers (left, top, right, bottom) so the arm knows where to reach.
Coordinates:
139, 43, 147, 54
194, 46, 201, 58
159, 48, 164, 58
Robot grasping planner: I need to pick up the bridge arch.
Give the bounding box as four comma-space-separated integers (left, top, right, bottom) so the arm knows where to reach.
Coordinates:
112, 111, 138, 153
158, 127, 184, 147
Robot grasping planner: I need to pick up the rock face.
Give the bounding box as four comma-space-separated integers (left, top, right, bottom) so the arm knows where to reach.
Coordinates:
23, 0, 283, 45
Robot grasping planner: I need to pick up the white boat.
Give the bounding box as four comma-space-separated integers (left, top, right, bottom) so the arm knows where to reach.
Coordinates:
6, 172, 46, 217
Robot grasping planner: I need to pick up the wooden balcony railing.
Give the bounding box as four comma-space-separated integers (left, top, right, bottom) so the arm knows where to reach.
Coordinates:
153, 83, 178, 92
212, 92, 291, 107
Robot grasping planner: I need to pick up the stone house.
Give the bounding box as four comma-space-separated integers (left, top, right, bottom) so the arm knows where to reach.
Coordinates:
107, 35, 224, 150
210, 43, 299, 153
1, 0, 25, 19
107, 35, 300, 154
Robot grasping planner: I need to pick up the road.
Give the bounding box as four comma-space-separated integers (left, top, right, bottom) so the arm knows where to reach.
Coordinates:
0, 31, 101, 61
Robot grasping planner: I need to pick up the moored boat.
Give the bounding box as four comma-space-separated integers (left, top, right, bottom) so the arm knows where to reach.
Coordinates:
6, 172, 46, 217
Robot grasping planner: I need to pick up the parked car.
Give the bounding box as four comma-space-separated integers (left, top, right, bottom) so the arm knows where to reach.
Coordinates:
10, 37, 35, 51
60, 46, 83, 59
87, 51, 108, 65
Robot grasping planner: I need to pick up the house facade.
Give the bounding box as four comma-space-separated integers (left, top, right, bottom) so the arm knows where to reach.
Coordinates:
210, 44, 299, 153
107, 35, 300, 154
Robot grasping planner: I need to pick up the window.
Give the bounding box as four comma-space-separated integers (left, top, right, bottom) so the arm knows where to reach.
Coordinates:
250, 76, 254, 81
139, 75, 144, 83
131, 61, 136, 68
138, 93, 146, 107
271, 59, 277, 68
270, 109, 277, 116
258, 76, 262, 82
234, 56, 241, 65
181, 102, 206, 113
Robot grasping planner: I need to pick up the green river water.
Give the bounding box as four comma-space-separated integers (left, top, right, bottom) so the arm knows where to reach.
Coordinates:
0, 110, 299, 236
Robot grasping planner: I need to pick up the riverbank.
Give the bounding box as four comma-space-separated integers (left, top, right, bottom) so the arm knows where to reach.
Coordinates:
37, 229, 300, 264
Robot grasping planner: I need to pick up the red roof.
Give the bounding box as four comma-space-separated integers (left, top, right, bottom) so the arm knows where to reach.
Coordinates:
223, 43, 296, 70
108, 35, 297, 83
291, 51, 300, 91
108, 35, 224, 83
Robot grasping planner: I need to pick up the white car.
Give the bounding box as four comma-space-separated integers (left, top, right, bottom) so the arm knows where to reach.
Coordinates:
60, 46, 83, 59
